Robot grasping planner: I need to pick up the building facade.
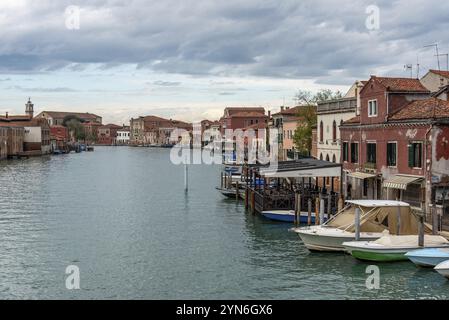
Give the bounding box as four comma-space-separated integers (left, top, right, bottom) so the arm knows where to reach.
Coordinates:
36, 111, 102, 126
420, 69, 449, 93
339, 76, 446, 217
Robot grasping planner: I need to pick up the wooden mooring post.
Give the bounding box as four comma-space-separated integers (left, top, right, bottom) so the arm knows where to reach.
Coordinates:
319, 196, 325, 225
315, 196, 320, 225
294, 193, 301, 226
235, 181, 239, 200
307, 198, 312, 226
354, 207, 361, 241
327, 193, 332, 220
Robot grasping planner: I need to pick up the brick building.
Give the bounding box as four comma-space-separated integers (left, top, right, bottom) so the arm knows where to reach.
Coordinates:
340, 76, 449, 230
220, 107, 268, 134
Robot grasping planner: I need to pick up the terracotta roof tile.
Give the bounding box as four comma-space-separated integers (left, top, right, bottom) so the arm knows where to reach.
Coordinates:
372, 76, 429, 92
343, 115, 361, 125
389, 98, 449, 121
429, 69, 449, 79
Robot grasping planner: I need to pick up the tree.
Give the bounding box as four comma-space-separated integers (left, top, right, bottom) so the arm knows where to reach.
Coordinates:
292, 89, 342, 155
63, 116, 86, 142
294, 89, 343, 105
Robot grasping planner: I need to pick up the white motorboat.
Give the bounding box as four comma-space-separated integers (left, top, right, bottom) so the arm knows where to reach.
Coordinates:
343, 235, 449, 262
435, 260, 449, 279
292, 200, 416, 252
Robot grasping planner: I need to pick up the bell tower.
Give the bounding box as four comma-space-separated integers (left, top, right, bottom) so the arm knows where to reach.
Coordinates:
25, 97, 34, 118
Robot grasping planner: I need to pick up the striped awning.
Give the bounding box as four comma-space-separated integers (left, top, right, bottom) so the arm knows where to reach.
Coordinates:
347, 172, 377, 180
382, 175, 423, 190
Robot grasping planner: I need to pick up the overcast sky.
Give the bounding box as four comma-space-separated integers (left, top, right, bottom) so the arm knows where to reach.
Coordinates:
0, 0, 448, 124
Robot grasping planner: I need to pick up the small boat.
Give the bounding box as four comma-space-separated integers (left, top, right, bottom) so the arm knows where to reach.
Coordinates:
343, 235, 449, 262
292, 200, 412, 252
434, 260, 449, 279
262, 210, 319, 224
405, 248, 449, 267
215, 187, 244, 199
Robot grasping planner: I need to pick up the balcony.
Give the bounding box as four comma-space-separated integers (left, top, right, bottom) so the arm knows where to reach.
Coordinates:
317, 97, 357, 114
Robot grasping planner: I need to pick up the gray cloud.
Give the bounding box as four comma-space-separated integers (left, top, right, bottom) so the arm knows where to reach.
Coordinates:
0, 0, 448, 85
152, 80, 182, 87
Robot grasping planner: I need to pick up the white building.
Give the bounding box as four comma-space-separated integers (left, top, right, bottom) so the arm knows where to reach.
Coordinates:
316, 80, 364, 163
420, 69, 449, 93
116, 129, 130, 145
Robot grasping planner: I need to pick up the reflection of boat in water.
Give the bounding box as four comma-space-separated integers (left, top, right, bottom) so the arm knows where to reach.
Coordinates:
216, 186, 245, 199
292, 200, 414, 252
343, 235, 449, 262
261, 210, 321, 224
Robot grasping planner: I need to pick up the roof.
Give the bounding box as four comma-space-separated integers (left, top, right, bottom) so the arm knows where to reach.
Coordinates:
347, 172, 377, 180
229, 112, 268, 118
346, 200, 410, 207
342, 115, 360, 125
224, 107, 265, 117
389, 97, 449, 121
258, 158, 341, 178
429, 69, 449, 79
37, 111, 101, 120
272, 106, 302, 117
0, 115, 32, 121
370, 76, 429, 93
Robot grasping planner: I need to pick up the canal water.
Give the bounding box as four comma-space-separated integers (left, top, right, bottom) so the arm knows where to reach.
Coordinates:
0, 147, 447, 299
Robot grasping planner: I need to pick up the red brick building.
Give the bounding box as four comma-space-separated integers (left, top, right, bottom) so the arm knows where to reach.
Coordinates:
50, 125, 69, 152
340, 76, 449, 229
97, 124, 122, 145
220, 107, 268, 134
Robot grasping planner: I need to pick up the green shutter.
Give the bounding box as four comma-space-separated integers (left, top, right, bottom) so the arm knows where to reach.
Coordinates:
408, 143, 414, 167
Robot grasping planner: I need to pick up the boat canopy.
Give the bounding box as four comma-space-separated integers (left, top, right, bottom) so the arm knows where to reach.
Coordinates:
373, 235, 448, 247
326, 202, 419, 235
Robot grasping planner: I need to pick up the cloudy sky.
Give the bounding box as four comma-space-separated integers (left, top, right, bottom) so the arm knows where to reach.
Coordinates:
0, 0, 448, 124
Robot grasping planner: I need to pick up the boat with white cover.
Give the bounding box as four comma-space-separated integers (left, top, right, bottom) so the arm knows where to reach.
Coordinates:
292, 200, 415, 252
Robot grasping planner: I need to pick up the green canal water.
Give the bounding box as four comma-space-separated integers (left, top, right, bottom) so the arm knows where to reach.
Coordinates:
0, 146, 448, 299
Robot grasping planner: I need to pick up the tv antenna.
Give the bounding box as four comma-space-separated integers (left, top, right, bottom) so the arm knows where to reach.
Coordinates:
404, 64, 413, 78
424, 43, 441, 71
435, 53, 449, 71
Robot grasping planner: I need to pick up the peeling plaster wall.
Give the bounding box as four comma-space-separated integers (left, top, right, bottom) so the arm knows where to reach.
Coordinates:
431, 125, 449, 181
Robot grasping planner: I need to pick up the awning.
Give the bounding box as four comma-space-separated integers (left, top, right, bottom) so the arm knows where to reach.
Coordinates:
382, 175, 423, 190
347, 172, 377, 180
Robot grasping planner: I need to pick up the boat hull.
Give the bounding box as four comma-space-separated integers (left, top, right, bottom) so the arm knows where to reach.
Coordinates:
261, 211, 317, 224
294, 228, 381, 252
405, 248, 449, 267
435, 261, 449, 279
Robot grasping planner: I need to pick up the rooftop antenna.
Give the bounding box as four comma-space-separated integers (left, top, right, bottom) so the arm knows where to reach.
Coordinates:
435, 53, 449, 71
424, 43, 441, 71
416, 54, 420, 78
404, 64, 413, 78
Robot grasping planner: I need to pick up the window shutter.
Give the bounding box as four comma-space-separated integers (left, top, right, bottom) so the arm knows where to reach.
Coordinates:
408, 143, 414, 167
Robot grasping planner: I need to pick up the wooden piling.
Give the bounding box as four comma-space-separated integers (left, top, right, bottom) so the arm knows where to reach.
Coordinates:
355, 207, 361, 241
236, 181, 239, 200
396, 205, 401, 235
315, 197, 320, 225
327, 193, 332, 220
319, 197, 325, 225
307, 198, 312, 226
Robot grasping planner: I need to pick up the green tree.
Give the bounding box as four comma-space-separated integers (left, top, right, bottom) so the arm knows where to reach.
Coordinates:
63, 116, 86, 142
292, 89, 342, 156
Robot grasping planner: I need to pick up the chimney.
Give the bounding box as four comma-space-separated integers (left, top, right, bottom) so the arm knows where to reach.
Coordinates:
268, 110, 271, 118
280, 106, 284, 112
5, 112, 8, 119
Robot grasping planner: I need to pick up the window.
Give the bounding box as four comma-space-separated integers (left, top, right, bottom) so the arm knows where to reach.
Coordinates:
387, 142, 397, 167
332, 120, 337, 142
350, 142, 359, 163
320, 153, 323, 160
368, 100, 378, 117
319, 121, 324, 142
408, 142, 423, 168
342, 142, 349, 162
332, 154, 336, 163
366, 142, 376, 164
363, 179, 368, 197
325, 154, 330, 162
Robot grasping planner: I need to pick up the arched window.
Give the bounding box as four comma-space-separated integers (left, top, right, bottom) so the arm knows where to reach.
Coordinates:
319, 121, 324, 142
332, 154, 336, 163
332, 120, 337, 142
325, 154, 330, 162
320, 153, 323, 160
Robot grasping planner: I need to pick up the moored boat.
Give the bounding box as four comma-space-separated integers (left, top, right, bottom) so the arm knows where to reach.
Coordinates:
405, 248, 449, 267
262, 210, 319, 224
343, 235, 449, 262
292, 200, 413, 252
434, 260, 449, 279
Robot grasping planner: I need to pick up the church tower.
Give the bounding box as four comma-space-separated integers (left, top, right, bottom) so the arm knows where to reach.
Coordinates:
25, 98, 34, 118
